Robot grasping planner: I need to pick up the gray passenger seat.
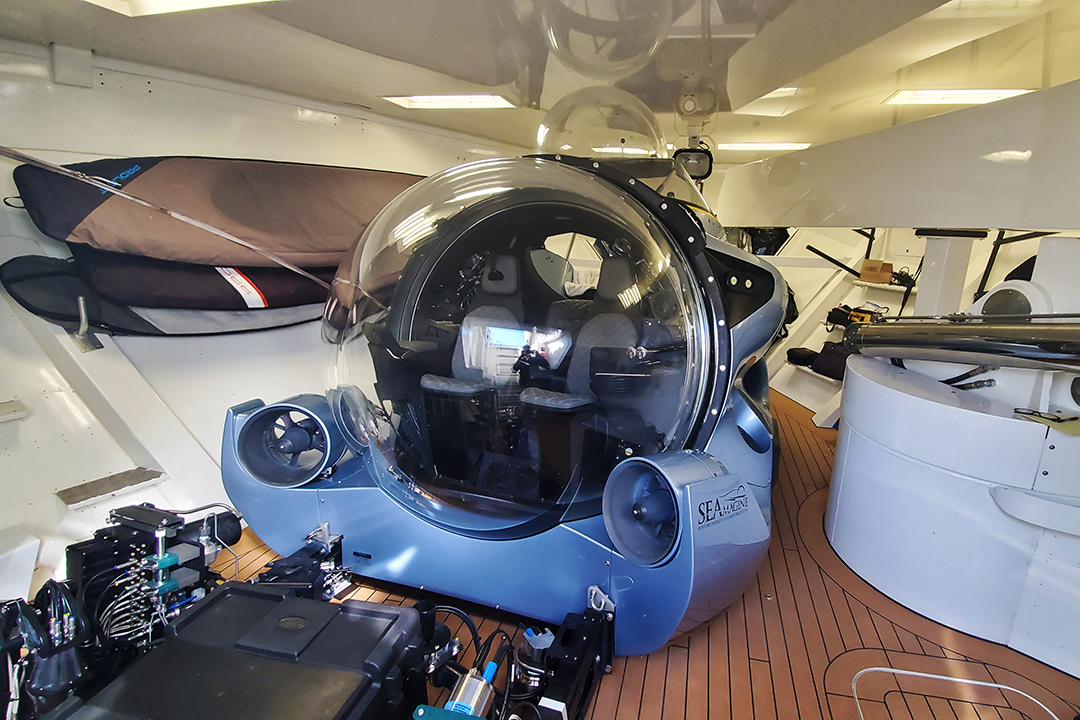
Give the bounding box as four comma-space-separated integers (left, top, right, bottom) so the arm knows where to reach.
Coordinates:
522, 256, 640, 410
421, 254, 523, 395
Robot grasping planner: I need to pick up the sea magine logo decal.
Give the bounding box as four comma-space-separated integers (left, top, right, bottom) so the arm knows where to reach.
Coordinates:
696, 485, 749, 531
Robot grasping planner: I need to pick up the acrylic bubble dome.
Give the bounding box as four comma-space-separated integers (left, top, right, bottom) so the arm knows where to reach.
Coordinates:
322, 156, 712, 537
536, 86, 668, 160
539, 0, 674, 81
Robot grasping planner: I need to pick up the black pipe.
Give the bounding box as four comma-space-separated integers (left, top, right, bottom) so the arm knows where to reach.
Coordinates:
852, 228, 876, 259
806, 245, 861, 278
844, 321, 1080, 371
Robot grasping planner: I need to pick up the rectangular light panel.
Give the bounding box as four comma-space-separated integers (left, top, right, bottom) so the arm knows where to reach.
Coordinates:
82, 0, 281, 16
715, 142, 812, 152
885, 89, 1032, 105
761, 87, 801, 99
590, 146, 653, 156
383, 95, 515, 110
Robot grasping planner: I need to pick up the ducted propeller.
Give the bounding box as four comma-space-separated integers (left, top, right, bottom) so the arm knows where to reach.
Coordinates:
269, 411, 325, 465
604, 458, 681, 566
236, 395, 345, 488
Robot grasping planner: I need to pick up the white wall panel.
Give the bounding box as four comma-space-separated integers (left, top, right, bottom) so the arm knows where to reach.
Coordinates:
114, 323, 332, 466
0, 38, 523, 197
0, 292, 135, 537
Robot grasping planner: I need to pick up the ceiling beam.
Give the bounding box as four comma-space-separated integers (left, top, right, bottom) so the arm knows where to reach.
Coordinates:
726, 0, 949, 110
714, 79, 1080, 229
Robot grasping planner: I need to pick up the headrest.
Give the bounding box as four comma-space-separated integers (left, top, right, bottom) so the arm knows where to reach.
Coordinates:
595, 256, 636, 303
480, 255, 519, 295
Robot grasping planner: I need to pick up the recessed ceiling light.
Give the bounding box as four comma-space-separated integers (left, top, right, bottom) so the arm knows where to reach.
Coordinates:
715, 142, 812, 152
761, 87, 800, 99
383, 95, 515, 110
734, 91, 813, 118
884, 89, 1032, 105
982, 149, 1032, 163
928, 0, 1047, 19
935, 0, 1043, 10
590, 146, 654, 156
80, 0, 281, 16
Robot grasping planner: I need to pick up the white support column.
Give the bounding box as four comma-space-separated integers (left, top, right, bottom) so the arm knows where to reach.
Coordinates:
913, 229, 985, 316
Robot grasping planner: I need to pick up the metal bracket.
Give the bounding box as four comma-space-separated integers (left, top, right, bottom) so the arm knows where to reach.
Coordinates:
0, 400, 29, 424
587, 586, 615, 618
70, 296, 103, 352
306, 522, 332, 548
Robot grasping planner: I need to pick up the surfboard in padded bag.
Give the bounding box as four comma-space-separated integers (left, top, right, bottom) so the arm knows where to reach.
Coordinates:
12, 155, 422, 267
0, 255, 331, 336
6, 155, 422, 334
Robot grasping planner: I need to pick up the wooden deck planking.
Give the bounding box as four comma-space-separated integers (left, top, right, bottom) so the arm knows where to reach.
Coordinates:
822, 574, 864, 653
771, 463, 801, 552
708, 610, 732, 720
726, 599, 753, 720
663, 646, 690, 720
745, 571, 769, 662
795, 546, 847, 665
639, 651, 668, 720
884, 691, 917, 720
770, 542, 827, 720
751, 658, 778, 720
614, 654, 648, 719
685, 627, 709, 719
215, 392, 1080, 719
757, 546, 805, 720
591, 653, 628, 720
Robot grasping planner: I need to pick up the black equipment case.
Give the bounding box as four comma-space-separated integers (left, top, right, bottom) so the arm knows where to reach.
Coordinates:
63, 582, 424, 720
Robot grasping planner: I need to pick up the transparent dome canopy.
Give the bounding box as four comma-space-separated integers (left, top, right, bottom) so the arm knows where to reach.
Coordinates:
536, 86, 668, 159
324, 157, 709, 538
540, 0, 673, 80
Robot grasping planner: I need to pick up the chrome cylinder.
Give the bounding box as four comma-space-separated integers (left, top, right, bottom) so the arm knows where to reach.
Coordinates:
844, 321, 1080, 371
445, 668, 494, 717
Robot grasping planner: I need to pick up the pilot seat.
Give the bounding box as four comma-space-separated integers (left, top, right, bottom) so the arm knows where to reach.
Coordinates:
419, 255, 536, 496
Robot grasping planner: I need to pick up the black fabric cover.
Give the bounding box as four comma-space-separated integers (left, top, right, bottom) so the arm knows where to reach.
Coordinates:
784, 285, 798, 325
0, 255, 164, 335
67, 244, 334, 311
13, 157, 165, 242
810, 341, 854, 381
786, 347, 818, 367
0, 256, 321, 336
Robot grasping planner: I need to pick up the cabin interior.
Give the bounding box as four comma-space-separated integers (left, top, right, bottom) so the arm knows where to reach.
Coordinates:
1, 1, 1080, 718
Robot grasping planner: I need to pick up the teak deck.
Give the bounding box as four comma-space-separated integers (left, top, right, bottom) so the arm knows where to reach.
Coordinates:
213, 393, 1080, 719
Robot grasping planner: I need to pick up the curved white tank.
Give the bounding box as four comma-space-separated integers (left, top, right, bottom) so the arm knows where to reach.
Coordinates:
826, 237, 1080, 678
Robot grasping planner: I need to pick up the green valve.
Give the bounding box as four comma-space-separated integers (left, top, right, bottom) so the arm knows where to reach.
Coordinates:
149, 552, 179, 570
147, 578, 179, 596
